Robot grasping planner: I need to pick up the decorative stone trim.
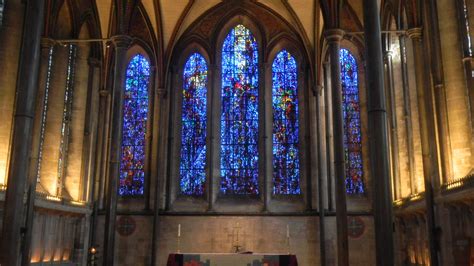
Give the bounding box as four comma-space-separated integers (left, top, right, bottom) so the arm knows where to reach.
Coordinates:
406, 28, 423, 40
324, 29, 345, 44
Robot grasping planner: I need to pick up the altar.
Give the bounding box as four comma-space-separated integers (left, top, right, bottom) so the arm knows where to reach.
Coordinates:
167, 253, 298, 266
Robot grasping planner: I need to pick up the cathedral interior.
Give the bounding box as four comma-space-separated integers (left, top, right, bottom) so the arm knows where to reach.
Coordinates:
0, 0, 474, 265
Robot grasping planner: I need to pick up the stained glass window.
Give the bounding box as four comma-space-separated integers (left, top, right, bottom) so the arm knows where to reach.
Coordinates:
340, 48, 365, 194
272, 50, 301, 195
119, 54, 150, 196
220, 24, 259, 195
180, 53, 208, 196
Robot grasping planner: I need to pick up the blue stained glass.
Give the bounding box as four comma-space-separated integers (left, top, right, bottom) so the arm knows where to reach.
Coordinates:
340, 48, 365, 194
119, 54, 150, 196
272, 50, 301, 195
220, 24, 259, 195
180, 53, 208, 196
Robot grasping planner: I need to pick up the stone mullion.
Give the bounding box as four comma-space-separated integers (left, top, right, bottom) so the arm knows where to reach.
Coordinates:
324, 28, 348, 266
56, 45, 77, 197
399, 35, 417, 195
0, 0, 46, 264
102, 35, 132, 266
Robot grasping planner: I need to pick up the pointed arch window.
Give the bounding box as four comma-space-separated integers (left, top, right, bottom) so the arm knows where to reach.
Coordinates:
340, 48, 365, 194
119, 54, 150, 196
179, 53, 208, 196
272, 50, 301, 195
220, 24, 259, 195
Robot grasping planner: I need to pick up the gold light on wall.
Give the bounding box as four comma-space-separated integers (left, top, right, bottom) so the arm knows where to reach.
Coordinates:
46, 195, 61, 202
0, 159, 7, 185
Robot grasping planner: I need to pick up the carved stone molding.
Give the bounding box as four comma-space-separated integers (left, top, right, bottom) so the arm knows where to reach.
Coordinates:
324, 29, 345, 44
406, 28, 423, 40
110, 35, 133, 49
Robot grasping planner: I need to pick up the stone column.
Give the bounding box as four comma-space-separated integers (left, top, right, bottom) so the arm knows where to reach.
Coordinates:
398, 35, 417, 195
151, 87, 166, 266
383, 50, 401, 200
323, 61, 334, 211
144, 66, 156, 210
82, 57, 101, 202
95, 88, 110, 209
315, 83, 326, 265
22, 37, 55, 266
0, 0, 46, 265
363, 0, 394, 265
102, 35, 131, 266
90, 88, 109, 257
426, 0, 454, 184
165, 67, 177, 211
324, 28, 348, 266
407, 27, 440, 266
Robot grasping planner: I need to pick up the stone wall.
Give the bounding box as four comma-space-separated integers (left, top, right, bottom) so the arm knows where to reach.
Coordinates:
93, 215, 375, 266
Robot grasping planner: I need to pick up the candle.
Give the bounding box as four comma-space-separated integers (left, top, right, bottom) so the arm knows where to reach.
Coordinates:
286, 224, 289, 238
178, 224, 181, 237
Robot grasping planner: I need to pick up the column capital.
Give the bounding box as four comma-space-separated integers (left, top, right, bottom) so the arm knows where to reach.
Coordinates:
99, 89, 110, 97
110, 35, 133, 48
324, 29, 345, 44
88, 57, 101, 67
41, 38, 56, 49
384, 50, 393, 58
462, 56, 474, 63
383, 50, 393, 63
406, 28, 423, 40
